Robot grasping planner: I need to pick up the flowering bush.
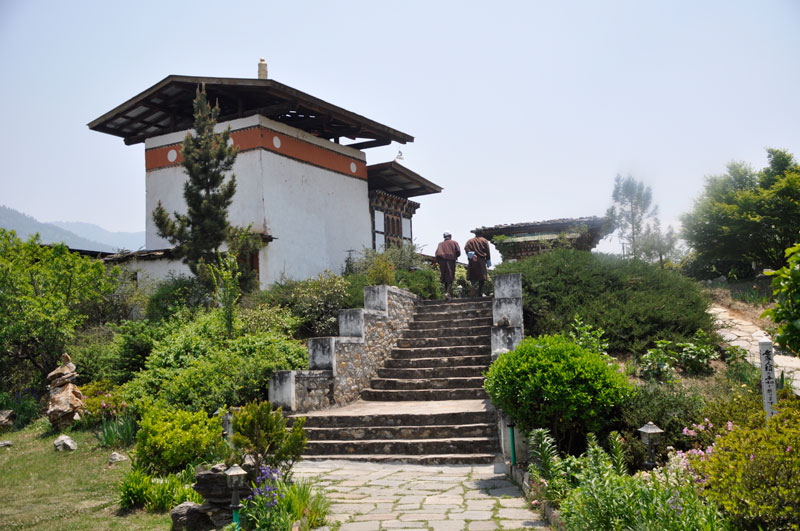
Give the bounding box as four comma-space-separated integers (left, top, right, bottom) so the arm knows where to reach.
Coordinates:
241, 466, 294, 531
241, 466, 329, 531
689, 399, 800, 529
559, 444, 729, 530
81, 380, 129, 423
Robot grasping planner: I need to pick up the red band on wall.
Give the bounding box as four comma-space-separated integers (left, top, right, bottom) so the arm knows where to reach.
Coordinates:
145, 126, 367, 180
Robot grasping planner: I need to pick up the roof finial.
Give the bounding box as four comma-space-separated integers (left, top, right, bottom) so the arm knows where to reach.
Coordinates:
258, 58, 268, 80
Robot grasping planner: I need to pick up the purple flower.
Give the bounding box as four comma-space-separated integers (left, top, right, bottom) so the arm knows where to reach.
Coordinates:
787, 446, 792, 453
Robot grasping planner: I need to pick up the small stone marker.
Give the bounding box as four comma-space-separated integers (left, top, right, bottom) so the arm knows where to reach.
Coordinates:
53, 434, 77, 451
759, 340, 778, 419
0, 440, 12, 448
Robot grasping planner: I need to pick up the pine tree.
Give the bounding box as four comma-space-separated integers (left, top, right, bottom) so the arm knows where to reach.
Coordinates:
606, 174, 658, 260
153, 87, 238, 275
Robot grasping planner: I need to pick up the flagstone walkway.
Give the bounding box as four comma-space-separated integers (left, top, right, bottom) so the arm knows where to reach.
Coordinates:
294, 460, 548, 530
710, 304, 800, 394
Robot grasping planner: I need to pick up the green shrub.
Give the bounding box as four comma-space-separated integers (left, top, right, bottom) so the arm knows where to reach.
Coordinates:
80, 380, 130, 425
143, 309, 226, 370
763, 242, 800, 355
95, 413, 138, 448
68, 325, 119, 385
259, 272, 349, 338
111, 319, 171, 382
343, 273, 369, 308
568, 316, 610, 358
120, 308, 308, 413
230, 400, 307, 477
145, 472, 202, 513
396, 268, 441, 300
157, 337, 307, 413
0, 390, 40, 430
639, 340, 679, 382
619, 383, 705, 470
676, 330, 719, 375
119, 467, 153, 510
560, 456, 730, 530
134, 404, 225, 475
145, 274, 210, 321
693, 398, 800, 529
367, 254, 395, 286
484, 334, 632, 453
282, 478, 330, 530
118, 465, 202, 513
240, 304, 300, 337
494, 249, 714, 355
79, 267, 148, 326
241, 467, 329, 531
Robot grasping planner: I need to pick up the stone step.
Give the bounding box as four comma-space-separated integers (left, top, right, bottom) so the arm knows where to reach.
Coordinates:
361, 388, 489, 401
385, 355, 491, 369
305, 423, 495, 440
404, 316, 492, 335
396, 335, 490, 348
298, 410, 497, 428
377, 366, 488, 379
301, 453, 500, 465
390, 345, 490, 359
415, 299, 492, 314
401, 325, 492, 338
413, 309, 493, 322
304, 436, 499, 455
370, 376, 485, 390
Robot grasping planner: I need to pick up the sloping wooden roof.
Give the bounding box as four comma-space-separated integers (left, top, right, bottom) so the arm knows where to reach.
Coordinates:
88, 75, 414, 148
367, 161, 442, 198
473, 216, 610, 239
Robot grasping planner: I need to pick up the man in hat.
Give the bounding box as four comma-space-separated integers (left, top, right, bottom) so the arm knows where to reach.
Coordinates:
465, 235, 491, 297
435, 232, 460, 300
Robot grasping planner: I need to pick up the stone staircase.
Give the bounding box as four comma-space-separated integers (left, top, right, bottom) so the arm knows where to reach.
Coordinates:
299, 298, 500, 464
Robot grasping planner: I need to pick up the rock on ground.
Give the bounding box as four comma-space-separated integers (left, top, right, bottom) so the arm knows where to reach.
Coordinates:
108, 451, 127, 464
53, 434, 77, 451
170, 501, 215, 531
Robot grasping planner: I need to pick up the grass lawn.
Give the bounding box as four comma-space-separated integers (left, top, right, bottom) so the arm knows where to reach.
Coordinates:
0, 419, 170, 530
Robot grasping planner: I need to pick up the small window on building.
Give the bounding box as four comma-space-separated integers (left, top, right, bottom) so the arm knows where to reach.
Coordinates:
373, 209, 385, 250
402, 218, 412, 241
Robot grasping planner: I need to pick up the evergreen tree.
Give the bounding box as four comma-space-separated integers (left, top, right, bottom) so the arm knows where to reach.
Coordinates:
153, 87, 238, 276
606, 174, 658, 259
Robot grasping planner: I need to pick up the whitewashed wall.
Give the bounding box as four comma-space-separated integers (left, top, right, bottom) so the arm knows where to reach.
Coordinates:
143, 115, 372, 288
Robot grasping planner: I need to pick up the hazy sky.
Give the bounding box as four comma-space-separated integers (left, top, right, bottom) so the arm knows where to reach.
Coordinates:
1, 0, 799, 256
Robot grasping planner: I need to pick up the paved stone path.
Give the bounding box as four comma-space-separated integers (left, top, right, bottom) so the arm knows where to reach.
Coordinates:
710, 304, 800, 393
294, 460, 548, 530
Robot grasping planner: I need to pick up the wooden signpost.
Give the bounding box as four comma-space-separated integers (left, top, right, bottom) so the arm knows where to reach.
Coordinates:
759, 340, 778, 419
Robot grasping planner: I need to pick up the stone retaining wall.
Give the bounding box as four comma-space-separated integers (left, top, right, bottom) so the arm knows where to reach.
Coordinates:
269, 285, 417, 412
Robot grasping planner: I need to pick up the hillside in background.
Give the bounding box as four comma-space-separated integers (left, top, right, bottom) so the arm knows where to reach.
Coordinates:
49, 220, 144, 252
0, 205, 144, 252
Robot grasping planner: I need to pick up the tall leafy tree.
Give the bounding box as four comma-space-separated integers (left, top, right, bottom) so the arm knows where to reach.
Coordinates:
606, 174, 658, 259
0, 230, 116, 389
153, 87, 238, 276
639, 217, 680, 269
682, 149, 800, 278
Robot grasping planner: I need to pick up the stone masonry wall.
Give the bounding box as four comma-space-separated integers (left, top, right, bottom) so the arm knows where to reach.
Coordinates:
293, 370, 336, 412
333, 286, 416, 405
269, 285, 417, 412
